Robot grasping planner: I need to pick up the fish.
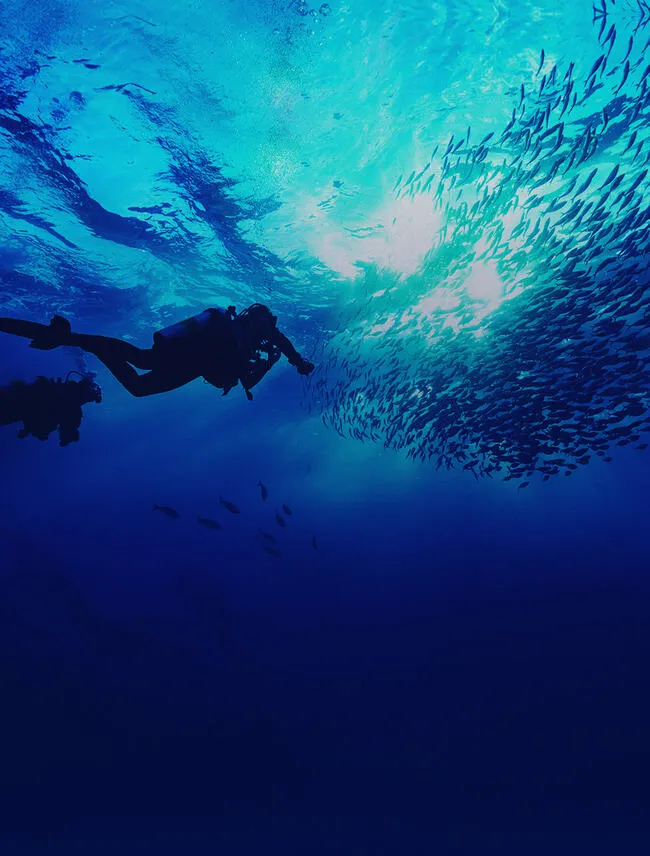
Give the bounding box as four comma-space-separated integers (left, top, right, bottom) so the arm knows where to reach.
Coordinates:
262, 545, 282, 558
615, 60, 630, 95
478, 131, 494, 147
257, 481, 268, 501
197, 516, 221, 530
603, 23, 616, 53
281, 504, 293, 516
258, 529, 277, 543
536, 48, 545, 76
153, 504, 179, 519
586, 54, 604, 83
622, 35, 634, 65
312, 536, 318, 549
275, 512, 286, 527
598, 164, 619, 190
218, 495, 240, 514
575, 167, 598, 196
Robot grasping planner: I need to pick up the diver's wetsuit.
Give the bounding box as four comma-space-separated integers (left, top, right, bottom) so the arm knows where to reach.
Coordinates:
0, 307, 312, 399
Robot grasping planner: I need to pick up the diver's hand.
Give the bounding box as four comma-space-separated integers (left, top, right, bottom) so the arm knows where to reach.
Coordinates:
297, 359, 314, 376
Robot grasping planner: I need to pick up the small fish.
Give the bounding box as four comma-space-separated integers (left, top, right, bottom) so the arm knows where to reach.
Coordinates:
586, 54, 604, 82
622, 34, 633, 65
518, 481, 530, 489
575, 167, 597, 195
281, 504, 293, 516
603, 23, 616, 53
197, 516, 221, 530
257, 481, 268, 501
623, 131, 638, 154
536, 48, 545, 76
312, 536, 317, 549
153, 504, 179, 519
218, 495, 240, 514
598, 164, 619, 190
262, 545, 282, 558
275, 512, 286, 527
258, 529, 277, 543
615, 59, 630, 95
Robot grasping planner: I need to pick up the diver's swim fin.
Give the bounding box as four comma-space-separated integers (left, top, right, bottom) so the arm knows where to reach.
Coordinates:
0, 317, 51, 339
28, 315, 72, 350
0, 315, 72, 349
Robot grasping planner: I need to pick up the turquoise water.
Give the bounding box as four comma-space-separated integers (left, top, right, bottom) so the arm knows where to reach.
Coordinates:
1, 0, 650, 852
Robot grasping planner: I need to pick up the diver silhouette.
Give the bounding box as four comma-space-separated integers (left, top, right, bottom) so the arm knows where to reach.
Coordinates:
0, 373, 102, 446
0, 304, 314, 400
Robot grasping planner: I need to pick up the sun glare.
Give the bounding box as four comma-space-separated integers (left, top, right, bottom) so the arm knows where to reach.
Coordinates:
308, 191, 442, 281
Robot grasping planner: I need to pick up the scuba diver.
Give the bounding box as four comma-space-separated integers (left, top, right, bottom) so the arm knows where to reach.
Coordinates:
0, 304, 314, 401
0, 372, 102, 446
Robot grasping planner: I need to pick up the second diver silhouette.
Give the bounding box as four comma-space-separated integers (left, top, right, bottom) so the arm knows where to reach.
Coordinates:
0, 372, 102, 446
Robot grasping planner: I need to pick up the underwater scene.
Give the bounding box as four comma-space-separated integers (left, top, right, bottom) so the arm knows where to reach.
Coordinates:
1, 0, 650, 852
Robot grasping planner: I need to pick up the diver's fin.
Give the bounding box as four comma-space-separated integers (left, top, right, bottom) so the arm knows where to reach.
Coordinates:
29, 315, 72, 350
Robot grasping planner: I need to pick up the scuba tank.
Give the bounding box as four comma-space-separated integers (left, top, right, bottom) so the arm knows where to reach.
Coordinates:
153, 306, 236, 349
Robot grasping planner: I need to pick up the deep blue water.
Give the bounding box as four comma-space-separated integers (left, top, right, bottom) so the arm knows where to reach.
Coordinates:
2, 0, 650, 853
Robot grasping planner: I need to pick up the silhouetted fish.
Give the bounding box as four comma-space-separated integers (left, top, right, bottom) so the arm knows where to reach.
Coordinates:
259, 529, 277, 543
275, 512, 286, 527
257, 481, 268, 501
219, 495, 240, 514
262, 545, 282, 558
153, 504, 179, 519
197, 516, 221, 530
281, 504, 293, 516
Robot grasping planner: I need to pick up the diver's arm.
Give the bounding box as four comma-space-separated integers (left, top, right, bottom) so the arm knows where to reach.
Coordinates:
241, 349, 282, 391
269, 329, 301, 364
269, 329, 314, 374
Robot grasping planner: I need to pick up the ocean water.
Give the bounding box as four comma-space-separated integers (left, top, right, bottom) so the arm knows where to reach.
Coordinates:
1, 0, 650, 852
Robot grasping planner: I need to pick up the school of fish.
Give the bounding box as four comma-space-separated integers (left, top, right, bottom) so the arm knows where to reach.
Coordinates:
303, 1, 650, 485
153, 481, 317, 559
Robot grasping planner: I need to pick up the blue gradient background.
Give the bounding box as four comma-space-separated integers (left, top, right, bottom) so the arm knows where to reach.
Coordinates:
1, 0, 650, 853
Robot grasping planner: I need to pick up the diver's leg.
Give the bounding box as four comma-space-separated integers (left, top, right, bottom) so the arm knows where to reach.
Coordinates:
116, 367, 199, 397
64, 334, 197, 397
66, 332, 156, 370
0, 316, 154, 369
